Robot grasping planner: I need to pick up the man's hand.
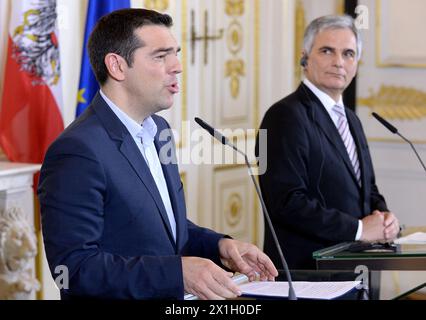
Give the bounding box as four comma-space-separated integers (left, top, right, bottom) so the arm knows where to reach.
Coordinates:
218, 238, 278, 282
361, 210, 400, 242
383, 211, 399, 240
182, 256, 241, 300
361, 210, 385, 241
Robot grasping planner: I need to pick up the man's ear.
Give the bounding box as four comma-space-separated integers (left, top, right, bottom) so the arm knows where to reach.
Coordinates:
104, 53, 126, 81
300, 51, 308, 68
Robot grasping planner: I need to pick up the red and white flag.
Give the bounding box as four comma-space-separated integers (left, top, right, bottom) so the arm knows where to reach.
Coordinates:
0, 0, 63, 164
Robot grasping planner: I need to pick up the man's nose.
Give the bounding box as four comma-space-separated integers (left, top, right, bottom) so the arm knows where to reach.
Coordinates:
333, 54, 344, 67
169, 55, 182, 74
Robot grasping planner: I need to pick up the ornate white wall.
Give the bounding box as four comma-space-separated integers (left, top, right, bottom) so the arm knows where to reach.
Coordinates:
357, 0, 426, 227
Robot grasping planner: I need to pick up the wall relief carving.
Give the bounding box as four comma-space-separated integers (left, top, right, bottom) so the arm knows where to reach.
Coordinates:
0, 207, 39, 299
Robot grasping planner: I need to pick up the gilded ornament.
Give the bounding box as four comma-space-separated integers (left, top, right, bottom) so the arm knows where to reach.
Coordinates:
225, 60, 245, 99
359, 85, 426, 120
225, 193, 243, 227
144, 0, 169, 12
225, 0, 244, 16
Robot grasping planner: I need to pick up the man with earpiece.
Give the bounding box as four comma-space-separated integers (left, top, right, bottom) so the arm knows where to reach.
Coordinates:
256, 15, 400, 269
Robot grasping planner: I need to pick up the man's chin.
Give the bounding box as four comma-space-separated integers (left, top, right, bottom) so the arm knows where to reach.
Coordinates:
156, 102, 174, 113
325, 81, 347, 91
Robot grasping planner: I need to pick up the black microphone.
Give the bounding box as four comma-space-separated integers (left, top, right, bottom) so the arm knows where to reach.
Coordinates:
194, 117, 297, 300
372, 112, 426, 173
194, 117, 230, 145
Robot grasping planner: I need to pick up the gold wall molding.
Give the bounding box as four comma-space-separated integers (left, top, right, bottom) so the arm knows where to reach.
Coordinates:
224, 1, 246, 100
220, 0, 259, 128
144, 0, 169, 12
358, 85, 426, 120
225, 19, 244, 99
225, 0, 244, 16
336, 0, 345, 15
225, 193, 243, 227
227, 20, 243, 55
213, 164, 259, 246
178, 0, 188, 149
294, 0, 305, 87
225, 59, 245, 99
224, 0, 246, 100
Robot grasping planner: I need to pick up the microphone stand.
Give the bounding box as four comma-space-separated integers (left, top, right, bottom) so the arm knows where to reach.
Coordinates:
229, 144, 297, 300
396, 132, 426, 172
194, 117, 297, 300
372, 112, 426, 173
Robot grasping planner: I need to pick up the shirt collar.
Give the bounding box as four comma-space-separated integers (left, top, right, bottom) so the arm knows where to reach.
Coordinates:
100, 90, 157, 144
303, 78, 345, 116
138, 116, 157, 145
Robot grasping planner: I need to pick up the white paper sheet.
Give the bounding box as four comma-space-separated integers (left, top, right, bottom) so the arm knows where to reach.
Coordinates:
394, 232, 426, 244
239, 281, 361, 300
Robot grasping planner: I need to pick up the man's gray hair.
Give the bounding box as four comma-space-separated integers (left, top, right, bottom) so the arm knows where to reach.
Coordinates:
303, 15, 362, 61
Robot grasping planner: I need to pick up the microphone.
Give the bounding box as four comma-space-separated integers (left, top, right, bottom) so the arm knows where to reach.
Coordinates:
194, 117, 297, 300
194, 117, 230, 145
372, 112, 426, 173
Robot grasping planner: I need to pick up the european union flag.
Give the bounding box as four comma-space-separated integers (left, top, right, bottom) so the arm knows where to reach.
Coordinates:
76, 0, 130, 117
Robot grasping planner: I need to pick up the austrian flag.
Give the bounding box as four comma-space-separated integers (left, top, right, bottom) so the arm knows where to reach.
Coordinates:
0, 0, 63, 164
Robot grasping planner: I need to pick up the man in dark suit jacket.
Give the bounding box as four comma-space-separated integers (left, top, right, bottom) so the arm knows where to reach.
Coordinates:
38, 8, 277, 299
256, 15, 400, 269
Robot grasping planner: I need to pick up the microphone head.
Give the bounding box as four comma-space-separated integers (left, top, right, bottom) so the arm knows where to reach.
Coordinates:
372, 112, 398, 134
194, 117, 203, 126
194, 117, 213, 135
194, 117, 229, 145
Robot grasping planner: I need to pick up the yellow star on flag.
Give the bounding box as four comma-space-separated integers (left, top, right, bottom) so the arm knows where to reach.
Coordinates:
77, 88, 87, 104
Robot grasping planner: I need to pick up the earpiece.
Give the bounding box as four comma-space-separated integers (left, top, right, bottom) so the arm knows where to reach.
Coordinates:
300, 54, 308, 67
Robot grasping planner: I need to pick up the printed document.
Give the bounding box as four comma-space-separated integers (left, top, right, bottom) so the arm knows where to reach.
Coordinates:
239, 281, 361, 300
394, 232, 426, 245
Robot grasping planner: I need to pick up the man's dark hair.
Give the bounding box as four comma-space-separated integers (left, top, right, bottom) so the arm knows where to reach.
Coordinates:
88, 8, 173, 85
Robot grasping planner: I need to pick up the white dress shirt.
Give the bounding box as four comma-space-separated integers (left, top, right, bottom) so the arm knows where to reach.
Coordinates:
100, 90, 177, 241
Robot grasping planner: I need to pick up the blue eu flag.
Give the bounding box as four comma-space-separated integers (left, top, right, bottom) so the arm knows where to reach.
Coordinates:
76, 0, 130, 117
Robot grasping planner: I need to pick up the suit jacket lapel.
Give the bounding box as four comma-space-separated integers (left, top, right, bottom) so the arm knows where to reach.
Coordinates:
92, 93, 176, 246
298, 84, 360, 187
119, 138, 176, 245
154, 129, 185, 249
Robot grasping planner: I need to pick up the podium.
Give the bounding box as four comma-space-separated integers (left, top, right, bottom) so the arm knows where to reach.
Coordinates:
312, 231, 426, 299
313, 227, 426, 271
313, 241, 426, 271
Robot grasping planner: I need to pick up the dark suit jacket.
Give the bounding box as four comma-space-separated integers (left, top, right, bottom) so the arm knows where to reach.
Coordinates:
38, 93, 224, 299
256, 83, 388, 269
